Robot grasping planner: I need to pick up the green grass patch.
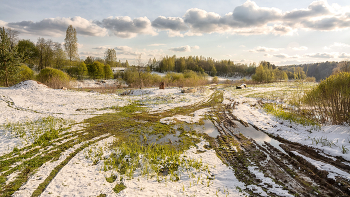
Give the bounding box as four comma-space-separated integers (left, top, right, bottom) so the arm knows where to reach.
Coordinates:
113, 183, 126, 193
263, 103, 320, 129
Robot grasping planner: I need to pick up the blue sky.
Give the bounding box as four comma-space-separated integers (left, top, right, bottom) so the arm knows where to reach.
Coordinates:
1, 0, 350, 65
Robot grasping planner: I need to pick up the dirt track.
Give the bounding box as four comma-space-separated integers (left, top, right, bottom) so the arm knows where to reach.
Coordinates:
208, 102, 350, 197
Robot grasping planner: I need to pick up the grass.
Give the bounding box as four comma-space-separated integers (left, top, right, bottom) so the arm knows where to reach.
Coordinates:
105, 174, 118, 183
113, 183, 126, 193
341, 145, 349, 154
263, 103, 320, 129
2, 116, 74, 145
0, 89, 224, 196
309, 136, 336, 147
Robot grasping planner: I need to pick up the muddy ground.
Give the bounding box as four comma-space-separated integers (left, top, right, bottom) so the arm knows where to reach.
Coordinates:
208, 102, 350, 196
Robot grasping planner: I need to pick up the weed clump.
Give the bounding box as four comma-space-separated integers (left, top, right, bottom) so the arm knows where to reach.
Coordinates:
304, 72, 350, 125
113, 183, 126, 193
263, 103, 320, 129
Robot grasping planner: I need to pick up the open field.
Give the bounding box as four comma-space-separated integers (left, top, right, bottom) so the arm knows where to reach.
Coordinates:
0, 80, 349, 196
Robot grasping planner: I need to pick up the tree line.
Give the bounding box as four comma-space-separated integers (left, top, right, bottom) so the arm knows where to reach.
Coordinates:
0, 25, 121, 86
152, 55, 256, 77
279, 61, 350, 82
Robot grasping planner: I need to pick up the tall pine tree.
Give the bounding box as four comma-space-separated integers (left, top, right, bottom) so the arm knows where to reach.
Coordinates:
0, 27, 21, 86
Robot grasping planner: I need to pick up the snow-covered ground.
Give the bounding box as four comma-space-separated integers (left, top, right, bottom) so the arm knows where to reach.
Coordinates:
41, 137, 247, 197
0, 80, 213, 155
223, 85, 350, 161
1, 80, 350, 196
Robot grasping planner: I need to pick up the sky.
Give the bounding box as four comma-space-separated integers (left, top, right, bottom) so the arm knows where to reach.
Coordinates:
1, 0, 350, 65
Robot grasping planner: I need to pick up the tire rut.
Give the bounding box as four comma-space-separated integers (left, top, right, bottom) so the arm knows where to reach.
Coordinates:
206, 102, 350, 196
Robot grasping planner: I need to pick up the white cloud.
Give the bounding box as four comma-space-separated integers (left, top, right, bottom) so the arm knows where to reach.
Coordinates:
305, 52, 337, 58
0, 20, 7, 27
231, 0, 282, 27
92, 46, 109, 50
339, 52, 350, 58
101, 16, 157, 38
7, 16, 108, 37
168, 45, 200, 52
272, 53, 299, 59
249, 46, 281, 52
192, 45, 200, 50
148, 43, 166, 46
152, 16, 188, 31
284, 1, 332, 21
4, 0, 350, 39
169, 45, 191, 52
114, 46, 138, 56
77, 43, 84, 49
330, 42, 350, 48
79, 51, 104, 59
291, 46, 308, 51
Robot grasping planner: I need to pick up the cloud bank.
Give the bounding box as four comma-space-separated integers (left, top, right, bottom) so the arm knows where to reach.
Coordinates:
2, 0, 350, 38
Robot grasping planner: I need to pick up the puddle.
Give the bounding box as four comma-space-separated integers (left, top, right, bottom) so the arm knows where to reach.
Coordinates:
151, 131, 181, 144
232, 120, 287, 155
191, 120, 220, 138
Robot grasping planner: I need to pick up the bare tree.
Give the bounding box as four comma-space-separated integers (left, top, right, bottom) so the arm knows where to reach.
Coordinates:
5, 28, 19, 48
136, 54, 144, 89
64, 25, 79, 63
104, 48, 117, 67
333, 61, 350, 74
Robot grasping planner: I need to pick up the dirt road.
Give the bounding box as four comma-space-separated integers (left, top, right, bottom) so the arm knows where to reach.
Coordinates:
209, 102, 350, 196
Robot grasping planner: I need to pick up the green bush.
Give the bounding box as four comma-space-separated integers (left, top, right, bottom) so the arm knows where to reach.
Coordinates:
305, 77, 316, 82
103, 64, 113, 79
87, 61, 104, 79
304, 72, 350, 124
66, 62, 87, 80
212, 76, 219, 84
18, 64, 34, 82
36, 67, 70, 89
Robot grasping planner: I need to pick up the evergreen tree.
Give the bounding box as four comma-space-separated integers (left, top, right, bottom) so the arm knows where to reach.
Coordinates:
0, 27, 21, 86
210, 65, 217, 77
103, 64, 113, 79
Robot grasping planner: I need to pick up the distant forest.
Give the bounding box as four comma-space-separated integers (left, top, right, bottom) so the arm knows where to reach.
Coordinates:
279, 61, 349, 81
153, 56, 256, 77
154, 56, 349, 82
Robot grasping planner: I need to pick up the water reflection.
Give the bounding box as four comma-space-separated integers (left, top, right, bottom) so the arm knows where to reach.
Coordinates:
191, 120, 220, 138
233, 120, 287, 154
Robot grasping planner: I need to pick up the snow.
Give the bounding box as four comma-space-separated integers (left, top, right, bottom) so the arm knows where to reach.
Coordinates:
160, 108, 211, 124
2, 80, 350, 196
12, 134, 111, 197
41, 137, 247, 197
10, 80, 48, 90
247, 165, 293, 197
292, 151, 350, 181
71, 79, 125, 88
223, 85, 350, 161
0, 81, 213, 156
40, 136, 116, 197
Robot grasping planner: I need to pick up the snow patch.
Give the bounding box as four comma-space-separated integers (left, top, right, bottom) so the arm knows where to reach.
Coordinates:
292, 151, 350, 181
10, 80, 48, 91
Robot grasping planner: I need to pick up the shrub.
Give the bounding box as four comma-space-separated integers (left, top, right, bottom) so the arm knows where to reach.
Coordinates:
36, 67, 70, 89
305, 77, 316, 82
18, 64, 34, 82
87, 61, 104, 79
212, 76, 219, 84
304, 72, 350, 124
103, 64, 113, 79
66, 62, 87, 80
